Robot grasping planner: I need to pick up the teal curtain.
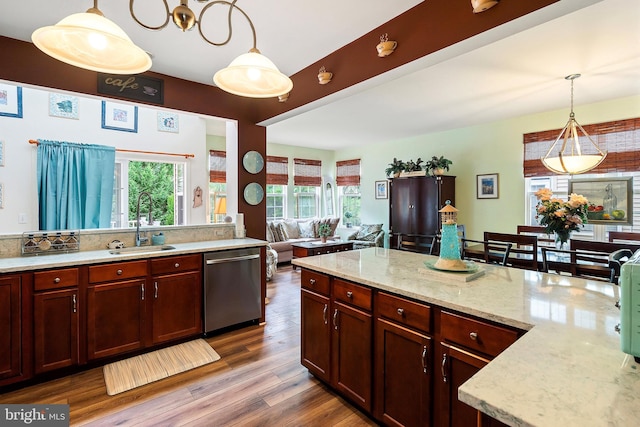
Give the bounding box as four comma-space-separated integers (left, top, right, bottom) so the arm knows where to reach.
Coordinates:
37, 139, 116, 230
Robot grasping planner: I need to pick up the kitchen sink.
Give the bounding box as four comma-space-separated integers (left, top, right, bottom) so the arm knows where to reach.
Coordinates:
108, 245, 176, 255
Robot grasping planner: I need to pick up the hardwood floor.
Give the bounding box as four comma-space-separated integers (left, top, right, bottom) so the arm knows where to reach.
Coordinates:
0, 265, 378, 426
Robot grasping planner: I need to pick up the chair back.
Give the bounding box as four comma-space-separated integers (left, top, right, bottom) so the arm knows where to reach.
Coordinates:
608, 231, 640, 244
484, 232, 538, 271
517, 225, 554, 247
461, 238, 512, 266
395, 233, 438, 255
541, 247, 614, 282
570, 239, 640, 254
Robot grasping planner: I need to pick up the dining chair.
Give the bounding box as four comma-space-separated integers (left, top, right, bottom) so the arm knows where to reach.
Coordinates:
541, 247, 614, 282
608, 231, 640, 244
517, 225, 554, 247
461, 238, 512, 266
484, 232, 539, 271
609, 248, 634, 285
396, 233, 438, 255
570, 239, 640, 255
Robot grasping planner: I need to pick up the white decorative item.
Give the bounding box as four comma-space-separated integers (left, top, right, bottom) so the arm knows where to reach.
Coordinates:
157, 111, 179, 133
49, 93, 79, 119
235, 213, 246, 238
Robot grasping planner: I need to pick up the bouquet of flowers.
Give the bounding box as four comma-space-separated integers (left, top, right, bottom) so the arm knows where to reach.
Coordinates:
534, 188, 589, 246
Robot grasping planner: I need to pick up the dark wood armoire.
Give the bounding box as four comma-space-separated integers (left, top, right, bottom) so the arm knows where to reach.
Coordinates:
389, 175, 456, 253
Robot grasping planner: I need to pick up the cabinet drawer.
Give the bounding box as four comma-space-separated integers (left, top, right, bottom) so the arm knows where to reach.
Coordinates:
151, 254, 201, 275
377, 291, 431, 333
34, 268, 79, 291
301, 269, 330, 296
441, 311, 519, 357
333, 279, 372, 311
88, 260, 147, 284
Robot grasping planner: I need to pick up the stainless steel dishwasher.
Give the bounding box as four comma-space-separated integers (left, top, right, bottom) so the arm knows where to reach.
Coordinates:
203, 247, 261, 333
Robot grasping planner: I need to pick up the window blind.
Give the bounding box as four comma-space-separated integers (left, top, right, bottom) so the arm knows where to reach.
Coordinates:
293, 158, 322, 186
336, 159, 361, 186
523, 118, 640, 177
209, 150, 226, 183
267, 155, 289, 185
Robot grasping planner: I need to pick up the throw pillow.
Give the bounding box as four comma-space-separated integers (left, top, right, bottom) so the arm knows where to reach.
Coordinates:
356, 224, 383, 240
269, 222, 282, 242
281, 219, 301, 239
327, 217, 340, 236
266, 224, 274, 242
299, 220, 315, 238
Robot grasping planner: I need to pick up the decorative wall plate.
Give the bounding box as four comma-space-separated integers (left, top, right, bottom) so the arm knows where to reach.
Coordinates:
242, 151, 264, 174
243, 182, 264, 205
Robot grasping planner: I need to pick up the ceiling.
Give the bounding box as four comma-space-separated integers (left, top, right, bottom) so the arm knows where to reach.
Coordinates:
1, 0, 638, 150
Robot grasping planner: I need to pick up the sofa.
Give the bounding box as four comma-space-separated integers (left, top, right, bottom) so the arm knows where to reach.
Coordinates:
346, 224, 385, 249
267, 217, 340, 264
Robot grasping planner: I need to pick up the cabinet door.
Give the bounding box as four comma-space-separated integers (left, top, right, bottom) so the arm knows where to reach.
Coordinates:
332, 301, 372, 413
413, 177, 440, 236
87, 279, 146, 360
33, 289, 78, 373
151, 271, 202, 345
375, 318, 432, 427
0, 276, 22, 381
301, 288, 331, 383
390, 179, 412, 235
439, 343, 508, 427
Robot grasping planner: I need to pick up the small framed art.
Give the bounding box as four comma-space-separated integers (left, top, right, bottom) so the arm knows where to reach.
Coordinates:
375, 180, 388, 199
0, 83, 23, 118
101, 101, 138, 132
49, 93, 79, 119
157, 111, 179, 133
477, 173, 499, 199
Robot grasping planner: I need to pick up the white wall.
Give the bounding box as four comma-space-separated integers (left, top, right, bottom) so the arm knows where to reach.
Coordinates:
0, 85, 210, 233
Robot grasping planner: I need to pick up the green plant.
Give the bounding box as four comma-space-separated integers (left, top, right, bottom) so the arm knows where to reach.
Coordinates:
404, 158, 424, 172
318, 223, 332, 237
425, 156, 452, 175
344, 211, 353, 219
385, 158, 406, 177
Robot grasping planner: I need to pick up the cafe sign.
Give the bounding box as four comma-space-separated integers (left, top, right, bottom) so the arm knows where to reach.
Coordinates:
97, 73, 164, 105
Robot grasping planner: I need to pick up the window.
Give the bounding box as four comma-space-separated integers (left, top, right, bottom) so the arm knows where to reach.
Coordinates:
209, 150, 227, 224
266, 185, 286, 220
337, 159, 361, 225
294, 186, 319, 218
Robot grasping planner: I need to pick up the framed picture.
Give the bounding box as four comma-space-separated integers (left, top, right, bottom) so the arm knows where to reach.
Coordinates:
0, 83, 23, 118
101, 101, 138, 132
157, 111, 179, 133
477, 173, 499, 199
568, 177, 633, 225
0, 140, 4, 167
49, 93, 79, 119
375, 180, 388, 199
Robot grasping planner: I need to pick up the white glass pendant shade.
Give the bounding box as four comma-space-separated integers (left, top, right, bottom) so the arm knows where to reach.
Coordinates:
32, 11, 151, 74
213, 49, 293, 98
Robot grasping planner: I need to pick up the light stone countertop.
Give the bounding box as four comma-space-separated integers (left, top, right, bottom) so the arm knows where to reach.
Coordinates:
292, 248, 640, 427
0, 238, 267, 273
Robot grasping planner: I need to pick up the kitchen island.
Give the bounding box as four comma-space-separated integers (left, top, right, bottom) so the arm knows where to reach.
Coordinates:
293, 247, 639, 427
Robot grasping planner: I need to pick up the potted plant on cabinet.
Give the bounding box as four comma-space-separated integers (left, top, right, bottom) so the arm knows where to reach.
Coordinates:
344, 211, 353, 228
318, 223, 332, 243
400, 158, 426, 177
425, 156, 452, 176
385, 158, 406, 178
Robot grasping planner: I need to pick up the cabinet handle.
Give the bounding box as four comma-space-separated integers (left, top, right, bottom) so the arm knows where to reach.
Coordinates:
116, 269, 123, 275
397, 308, 404, 316
309, 278, 316, 285
174, 263, 180, 268
333, 309, 338, 330
54, 277, 61, 284
441, 354, 448, 383
469, 331, 478, 341
72, 294, 77, 313
141, 283, 145, 300
323, 304, 328, 325
422, 345, 428, 374
154, 281, 158, 299
346, 291, 353, 299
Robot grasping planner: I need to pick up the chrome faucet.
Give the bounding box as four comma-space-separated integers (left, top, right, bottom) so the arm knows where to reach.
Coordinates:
135, 191, 153, 246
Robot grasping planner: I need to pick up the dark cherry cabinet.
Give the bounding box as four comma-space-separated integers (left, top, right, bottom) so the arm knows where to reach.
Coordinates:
389, 175, 455, 251
0, 275, 30, 386
150, 255, 202, 345
301, 287, 331, 383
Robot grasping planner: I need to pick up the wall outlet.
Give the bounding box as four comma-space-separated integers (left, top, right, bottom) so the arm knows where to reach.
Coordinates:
18, 213, 28, 224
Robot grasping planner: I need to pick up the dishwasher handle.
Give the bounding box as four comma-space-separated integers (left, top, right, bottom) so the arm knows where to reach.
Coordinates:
206, 254, 260, 265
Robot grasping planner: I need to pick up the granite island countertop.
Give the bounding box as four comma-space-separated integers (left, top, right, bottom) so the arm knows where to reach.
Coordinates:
292, 247, 640, 427
0, 238, 267, 273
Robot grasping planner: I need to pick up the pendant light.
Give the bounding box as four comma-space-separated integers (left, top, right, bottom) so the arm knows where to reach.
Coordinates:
32, 0, 151, 74
541, 74, 607, 175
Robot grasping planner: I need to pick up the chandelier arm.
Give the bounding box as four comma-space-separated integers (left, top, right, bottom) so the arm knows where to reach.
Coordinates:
129, 0, 171, 31
542, 120, 572, 159
570, 121, 582, 156
198, 0, 257, 49
574, 120, 607, 156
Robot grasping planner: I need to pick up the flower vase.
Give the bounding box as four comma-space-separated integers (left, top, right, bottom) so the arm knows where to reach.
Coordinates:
555, 231, 571, 250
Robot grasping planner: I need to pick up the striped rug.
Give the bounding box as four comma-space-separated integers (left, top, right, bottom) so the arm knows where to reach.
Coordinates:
103, 339, 220, 396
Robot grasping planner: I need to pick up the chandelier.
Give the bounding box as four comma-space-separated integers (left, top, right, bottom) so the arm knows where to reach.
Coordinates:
541, 74, 607, 175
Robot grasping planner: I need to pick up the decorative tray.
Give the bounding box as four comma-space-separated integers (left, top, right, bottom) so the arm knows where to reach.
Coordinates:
421, 260, 485, 282
424, 260, 479, 273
